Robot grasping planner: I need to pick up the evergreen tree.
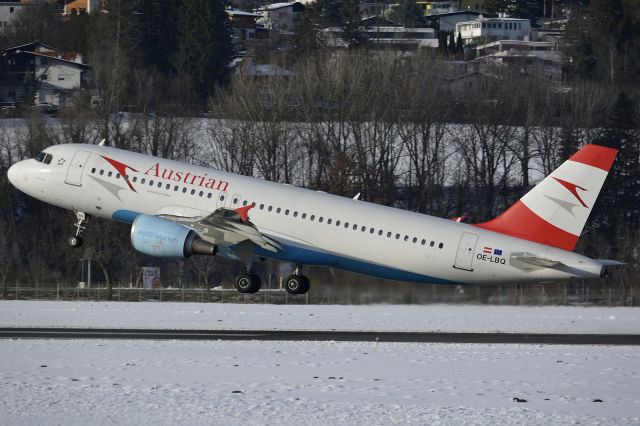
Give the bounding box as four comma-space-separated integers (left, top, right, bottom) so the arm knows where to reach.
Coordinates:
175, 0, 233, 103
136, 0, 181, 76
590, 92, 640, 256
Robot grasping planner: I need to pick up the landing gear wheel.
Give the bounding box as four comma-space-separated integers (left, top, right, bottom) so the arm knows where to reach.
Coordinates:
235, 273, 261, 294
68, 235, 83, 248
285, 274, 310, 295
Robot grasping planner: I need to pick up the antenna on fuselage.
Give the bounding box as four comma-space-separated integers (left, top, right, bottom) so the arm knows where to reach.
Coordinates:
353, 193, 361, 201
98, 139, 106, 146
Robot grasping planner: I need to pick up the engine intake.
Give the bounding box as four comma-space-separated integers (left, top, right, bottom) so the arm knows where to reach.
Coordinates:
131, 214, 217, 258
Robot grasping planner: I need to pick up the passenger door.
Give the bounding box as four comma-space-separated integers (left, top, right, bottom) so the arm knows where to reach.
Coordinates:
65, 150, 91, 186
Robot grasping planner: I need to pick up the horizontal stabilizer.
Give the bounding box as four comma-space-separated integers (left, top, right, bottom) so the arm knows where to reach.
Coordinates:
596, 259, 626, 267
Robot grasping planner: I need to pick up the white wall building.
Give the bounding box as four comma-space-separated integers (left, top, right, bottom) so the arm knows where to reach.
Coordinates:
456, 16, 531, 45
256, 2, 305, 34
2, 42, 90, 107
323, 26, 438, 48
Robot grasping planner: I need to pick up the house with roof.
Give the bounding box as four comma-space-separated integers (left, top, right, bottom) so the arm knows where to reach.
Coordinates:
1, 42, 90, 108
456, 15, 531, 45
227, 9, 265, 41
59, 0, 101, 15
256, 1, 305, 34
0, 0, 52, 31
426, 10, 483, 32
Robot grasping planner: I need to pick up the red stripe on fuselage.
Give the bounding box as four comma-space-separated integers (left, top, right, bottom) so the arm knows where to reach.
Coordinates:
101, 155, 138, 192
474, 200, 579, 251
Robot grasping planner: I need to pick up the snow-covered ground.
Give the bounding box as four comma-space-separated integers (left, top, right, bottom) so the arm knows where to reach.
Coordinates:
1, 301, 638, 334
1, 301, 639, 425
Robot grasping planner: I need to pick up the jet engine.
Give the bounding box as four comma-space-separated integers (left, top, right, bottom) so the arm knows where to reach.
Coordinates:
130, 214, 217, 258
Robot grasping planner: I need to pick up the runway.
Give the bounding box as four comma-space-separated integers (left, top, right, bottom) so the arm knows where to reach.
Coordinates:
0, 328, 639, 345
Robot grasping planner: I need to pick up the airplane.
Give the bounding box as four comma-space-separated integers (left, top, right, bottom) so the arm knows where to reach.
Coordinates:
7, 141, 621, 294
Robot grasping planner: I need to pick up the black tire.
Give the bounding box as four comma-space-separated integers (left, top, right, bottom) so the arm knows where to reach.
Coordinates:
285, 274, 308, 295
68, 236, 83, 248
235, 273, 261, 294
298, 275, 311, 295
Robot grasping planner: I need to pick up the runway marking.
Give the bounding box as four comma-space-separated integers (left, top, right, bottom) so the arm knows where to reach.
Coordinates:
0, 328, 639, 345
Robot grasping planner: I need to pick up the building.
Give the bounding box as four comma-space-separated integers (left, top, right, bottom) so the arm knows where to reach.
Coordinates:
0, 0, 52, 30
1, 42, 90, 108
60, 0, 100, 14
256, 2, 305, 34
474, 39, 562, 83
426, 10, 482, 32
323, 26, 438, 49
416, 1, 457, 16
458, 0, 488, 14
456, 16, 531, 45
227, 9, 263, 41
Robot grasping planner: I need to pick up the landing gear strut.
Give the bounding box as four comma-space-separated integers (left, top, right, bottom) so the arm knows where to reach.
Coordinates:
68, 211, 88, 248
285, 265, 310, 295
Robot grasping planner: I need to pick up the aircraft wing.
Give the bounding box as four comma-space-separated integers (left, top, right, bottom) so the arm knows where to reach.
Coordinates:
160, 205, 283, 252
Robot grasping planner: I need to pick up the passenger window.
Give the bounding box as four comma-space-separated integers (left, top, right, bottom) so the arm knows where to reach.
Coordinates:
100, 170, 105, 176
336, 220, 341, 226
293, 211, 298, 217
327, 218, 332, 224
353, 224, 357, 230
158, 182, 162, 188
116, 174, 120, 179
260, 204, 265, 210
149, 180, 154, 186
243, 200, 248, 206
413, 237, 417, 243
199, 191, 204, 197
268, 206, 273, 212
395, 234, 400, 239
207, 193, 212, 198
165, 184, 170, 189
191, 189, 196, 195
387, 232, 392, 238
277, 208, 281, 213
310, 215, 315, 221
439, 243, 444, 249
91, 168, 96, 173
220, 195, 225, 201
285, 209, 290, 215
109, 171, 113, 177
430, 241, 435, 247
141, 178, 146, 184
421, 239, 426, 245
344, 222, 349, 228
302, 213, 307, 219
378, 230, 383, 236
319, 217, 323, 223
404, 235, 409, 241
361, 226, 366, 232
182, 187, 187, 193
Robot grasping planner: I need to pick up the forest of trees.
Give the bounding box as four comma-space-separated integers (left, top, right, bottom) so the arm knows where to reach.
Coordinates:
0, 0, 638, 302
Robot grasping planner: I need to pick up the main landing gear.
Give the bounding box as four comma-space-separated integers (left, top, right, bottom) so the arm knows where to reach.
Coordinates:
68, 211, 88, 248
233, 265, 311, 295
284, 265, 310, 295
234, 272, 261, 294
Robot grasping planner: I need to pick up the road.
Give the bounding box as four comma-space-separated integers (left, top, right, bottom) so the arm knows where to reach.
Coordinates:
0, 328, 639, 345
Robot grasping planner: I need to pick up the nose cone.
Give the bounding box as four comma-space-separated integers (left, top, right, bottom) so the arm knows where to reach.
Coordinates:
7, 162, 19, 187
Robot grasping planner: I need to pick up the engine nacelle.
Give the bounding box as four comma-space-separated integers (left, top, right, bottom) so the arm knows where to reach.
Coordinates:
130, 214, 217, 258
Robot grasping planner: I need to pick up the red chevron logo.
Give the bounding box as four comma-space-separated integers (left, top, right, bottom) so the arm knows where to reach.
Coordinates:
101, 155, 138, 192
553, 177, 588, 208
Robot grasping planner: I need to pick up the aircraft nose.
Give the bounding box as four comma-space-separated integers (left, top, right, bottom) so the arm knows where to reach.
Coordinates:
7, 162, 19, 187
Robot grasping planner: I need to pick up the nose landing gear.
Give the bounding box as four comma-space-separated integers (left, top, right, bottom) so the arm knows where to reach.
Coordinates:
68, 211, 89, 248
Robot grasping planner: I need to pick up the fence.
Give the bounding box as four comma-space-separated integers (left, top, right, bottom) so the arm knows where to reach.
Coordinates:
1, 279, 636, 306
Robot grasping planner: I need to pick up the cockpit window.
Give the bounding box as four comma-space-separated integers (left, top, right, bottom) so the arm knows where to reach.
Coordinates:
34, 152, 53, 164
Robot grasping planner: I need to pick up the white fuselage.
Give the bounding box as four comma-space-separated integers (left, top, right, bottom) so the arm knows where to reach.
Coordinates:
7, 144, 605, 284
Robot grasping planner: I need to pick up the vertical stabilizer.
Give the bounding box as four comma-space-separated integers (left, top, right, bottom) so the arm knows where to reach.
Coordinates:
475, 144, 618, 251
